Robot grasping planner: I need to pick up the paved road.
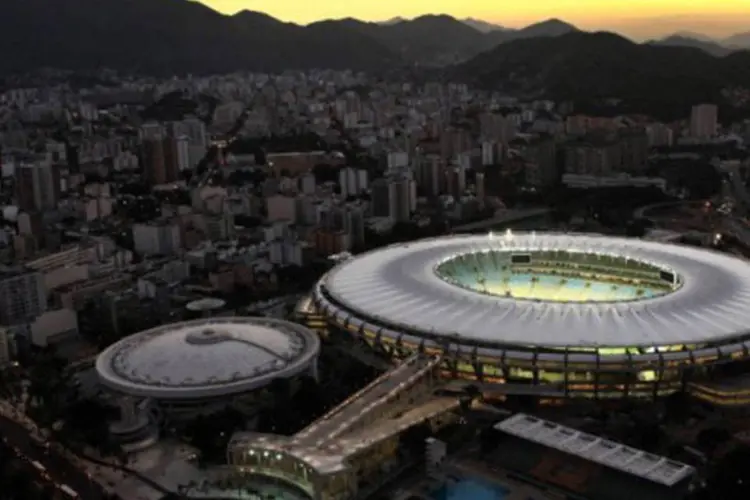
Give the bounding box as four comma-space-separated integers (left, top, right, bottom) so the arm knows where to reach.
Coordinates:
452, 208, 551, 233
0, 414, 109, 499
0, 439, 58, 493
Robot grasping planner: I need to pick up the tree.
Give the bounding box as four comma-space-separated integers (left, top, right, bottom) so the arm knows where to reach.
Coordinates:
269, 378, 292, 404
0, 366, 23, 403
185, 408, 245, 464
625, 219, 648, 238
400, 422, 433, 455
463, 384, 481, 400
550, 206, 572, 225
26, 347, 71, 426
60, 397, 118, 452
0, 448, 39, 499
664, 391, 691, 423
479, 426, 501, 455
291, 376, 327, 422
696, 426, 732, 456
705, 445, 750, 499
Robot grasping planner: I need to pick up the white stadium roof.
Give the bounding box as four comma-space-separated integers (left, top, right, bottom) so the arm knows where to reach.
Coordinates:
319, 233, 750, 349
96, 317, 320, 399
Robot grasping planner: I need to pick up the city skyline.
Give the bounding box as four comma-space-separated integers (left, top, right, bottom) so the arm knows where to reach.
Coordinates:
200, 0, 750, 39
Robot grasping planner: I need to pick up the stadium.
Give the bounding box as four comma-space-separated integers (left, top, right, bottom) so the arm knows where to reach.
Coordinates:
309, 232, 750, 400
96, 317, 321, 418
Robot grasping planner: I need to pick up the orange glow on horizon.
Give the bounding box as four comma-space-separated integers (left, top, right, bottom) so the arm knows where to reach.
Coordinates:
200, 0, 750, 38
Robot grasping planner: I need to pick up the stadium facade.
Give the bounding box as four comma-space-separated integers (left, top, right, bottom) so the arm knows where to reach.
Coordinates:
304, 232, 750, 401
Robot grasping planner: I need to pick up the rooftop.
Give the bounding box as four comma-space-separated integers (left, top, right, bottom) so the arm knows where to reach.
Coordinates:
495, 413, 695, 487
96, 317, 320, 399
186, 298, 227, 312
318, 232, 750, 349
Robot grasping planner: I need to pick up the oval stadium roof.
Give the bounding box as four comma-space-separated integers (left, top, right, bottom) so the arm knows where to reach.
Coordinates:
319, 233, 750, 349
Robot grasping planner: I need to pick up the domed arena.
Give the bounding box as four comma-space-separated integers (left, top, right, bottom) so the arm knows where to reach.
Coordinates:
96, 317, 321, 418
309, 232, 750, 400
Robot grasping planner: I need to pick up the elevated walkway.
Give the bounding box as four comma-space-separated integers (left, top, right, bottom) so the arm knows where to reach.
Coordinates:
294, 353, 443, 447
331, 396, 461, 458
226, 354, 455, 500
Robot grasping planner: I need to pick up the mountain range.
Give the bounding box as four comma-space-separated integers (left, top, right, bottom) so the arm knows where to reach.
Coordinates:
454, 31, 750, 120
649, 36, 736, 57
0, 0, 586, 74
0, 0, 749, 110
648, 31, 750, 57
460, 18, 507, 33
381, 16, 750, 55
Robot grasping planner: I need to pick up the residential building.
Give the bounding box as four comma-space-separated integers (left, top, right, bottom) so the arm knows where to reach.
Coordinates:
690, 104, 718, 139
133, 221, 182, 256
0, 269, 46, 326
15, 160, 60, 212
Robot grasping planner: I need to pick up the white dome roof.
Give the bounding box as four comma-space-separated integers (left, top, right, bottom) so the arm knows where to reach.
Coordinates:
96, 317, 320, 399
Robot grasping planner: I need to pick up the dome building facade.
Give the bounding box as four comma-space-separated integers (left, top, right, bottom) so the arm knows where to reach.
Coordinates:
96, 317, 321, 419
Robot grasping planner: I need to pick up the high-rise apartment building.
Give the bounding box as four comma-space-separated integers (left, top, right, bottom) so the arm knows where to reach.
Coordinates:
143, 136, 181, 185
440, 127, 473, 162
564, 138, 621, 176
173, 117, 208, 149
317, 203, 344, 231
175, 136, 191, 172
475, 172, 486, 202
386, 152, 409, 171
479, 113, 517, 145
343, 205, 365, 247
139, 122, 166, 141
481, 141, 501, 166
133, 222, 181, 256
416, 155, 443, 198
523, 137, 559, 188
266, 195, 298, 224
370, 179, 391, 218
299, 173, 316, 195
618, 128, 649, 173
0, 269, 46, 326
446, 166, 467, 200
15, 160, 60, 212
142, 138, 166, 185
388, 175, 416, 223
338, 167, 369, 199
646, 123, 674, 147
0, 327, 11, 366
690, 104, 718, 139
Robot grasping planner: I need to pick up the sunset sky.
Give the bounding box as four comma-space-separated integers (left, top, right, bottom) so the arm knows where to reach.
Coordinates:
200, 0, 750, 39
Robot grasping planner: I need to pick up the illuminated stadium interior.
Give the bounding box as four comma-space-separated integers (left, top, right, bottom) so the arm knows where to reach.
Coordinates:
302, 233, 750, 401
435, 250, 681, 303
